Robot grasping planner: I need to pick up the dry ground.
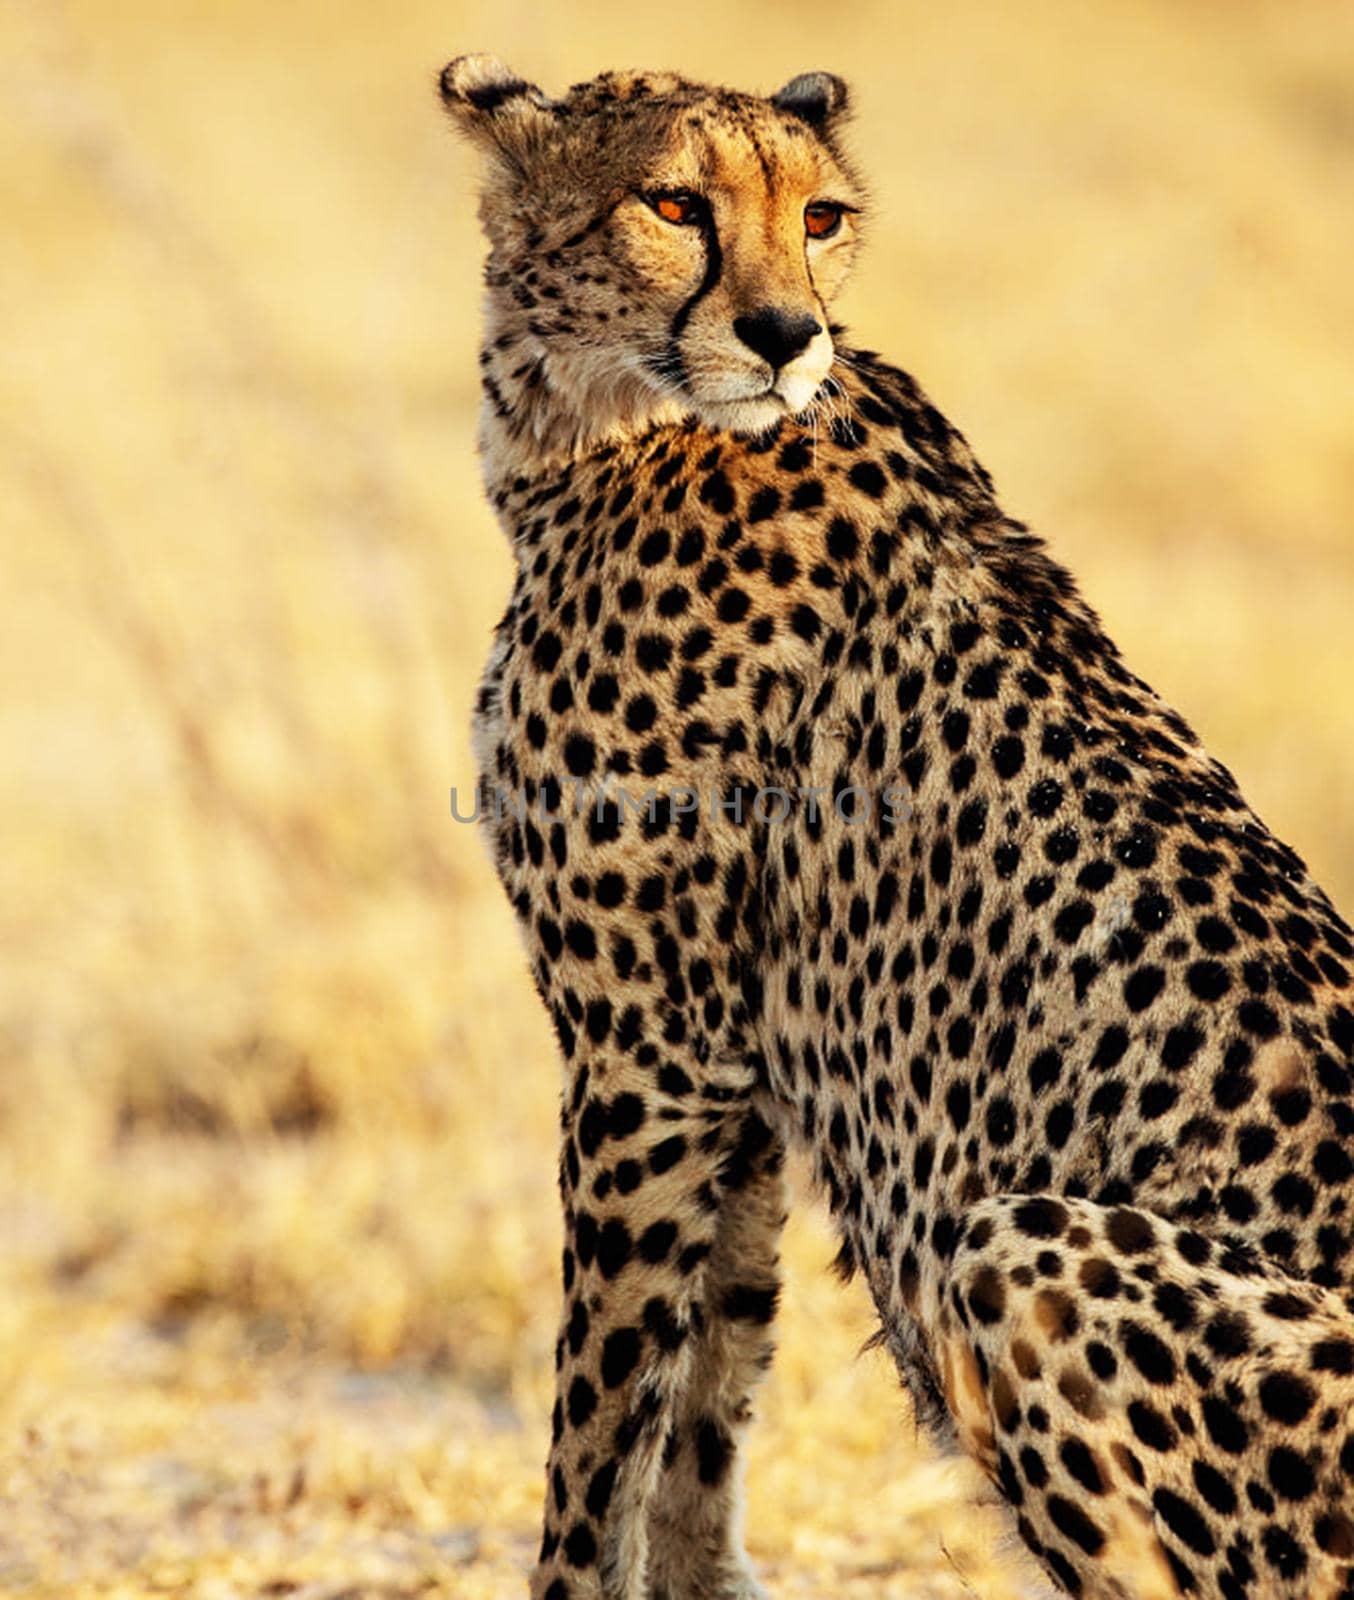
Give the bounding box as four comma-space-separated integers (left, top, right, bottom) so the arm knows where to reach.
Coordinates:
2, 1, 1352, 1595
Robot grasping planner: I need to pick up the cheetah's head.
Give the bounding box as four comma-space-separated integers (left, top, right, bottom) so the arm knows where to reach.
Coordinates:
441, 57, 865, 453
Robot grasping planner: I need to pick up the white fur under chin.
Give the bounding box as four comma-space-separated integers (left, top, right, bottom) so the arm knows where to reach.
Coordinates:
693, 395, 790, 435
772, 369, 824, 414
690, 370, 830, 437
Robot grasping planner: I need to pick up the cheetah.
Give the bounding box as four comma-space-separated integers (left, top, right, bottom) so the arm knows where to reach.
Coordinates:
441, 54, 1354, 1600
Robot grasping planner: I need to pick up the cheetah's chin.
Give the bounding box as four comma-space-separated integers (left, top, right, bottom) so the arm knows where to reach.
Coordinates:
691, 394, 791, 436
691, 371, 829, 434
772, 372, 826, 414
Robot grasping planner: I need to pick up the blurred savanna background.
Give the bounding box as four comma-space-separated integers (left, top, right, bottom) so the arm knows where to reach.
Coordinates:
2, 0, 1352, 1595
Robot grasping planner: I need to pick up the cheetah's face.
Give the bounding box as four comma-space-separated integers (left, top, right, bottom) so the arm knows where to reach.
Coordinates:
442, 57, 865, 439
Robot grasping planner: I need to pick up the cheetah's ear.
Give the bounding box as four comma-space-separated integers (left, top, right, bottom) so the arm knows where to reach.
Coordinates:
438, 54, 558, 162
770, 71, 850, 132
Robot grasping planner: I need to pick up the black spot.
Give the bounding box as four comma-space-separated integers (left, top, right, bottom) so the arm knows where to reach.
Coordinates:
1086, 1341, 1117, 1380
1128, 1400, 1176, 1452
1191, 1460, 1236, 1515
585, 1461, 617, 1518
1312, 1338, 1354, 1375
993, 737, 1025, 779
1258, 1370, 1315, 1425
566, 1298, 590, 1356
567, 1374, 597, 1427
1080, 1257, 1120, 1298
1047, 1494, 1105, 1555
1020, 1445, 1049, 1488
639, 1220, 677, 1264
1121, 1321, 1176, 1385
643, 1295, 686, 1352
1152, 1488, 1216, 1556
1261, 1524, 1307, 1581
649, 1134, 686, 1173
600, 1326, 641, 1388
699, 469, 735, 515
1060, 1439, 1104, 1494
563, 1522, 597, 1568
562, 732, 596, 777
1187, 961, 1232, 1001
968, 1265, 1007, 1325
1162, 1022, 1205, 1072
790, 604, 821, 641
1028, 778, 1064, 818
747, 486, 781, 522
716, 587, 750, 623
1267, 1444, 1315, 1501
826, 515, 858, 561
1124, 966, 1166, 1012
1153, 1282, 1197, 1332
848, 460, 887, 498
985, 1095, 1017, 1146
597, 1220, 632, 1278
1106, 1208, 1154, 1255
635, 633, 673, 673
1202, 1396, 1249, 1454
695, 1417, 732, 1484
1054, 900, 1095, 944
768, 548, 799, 586
1093, 1026, 1130, 1071
1013, 1198, 1069, 1238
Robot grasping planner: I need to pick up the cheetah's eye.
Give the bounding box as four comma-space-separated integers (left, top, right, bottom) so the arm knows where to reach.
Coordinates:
647, 191, 704, 226
805, 201, 846, 239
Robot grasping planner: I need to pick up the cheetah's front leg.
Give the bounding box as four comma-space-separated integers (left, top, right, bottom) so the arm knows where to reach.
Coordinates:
644, 1116, 785, 1600
534, 1058, 775, 1600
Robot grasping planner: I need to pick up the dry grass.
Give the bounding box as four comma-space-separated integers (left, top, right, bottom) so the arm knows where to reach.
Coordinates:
2, 0, 1352, 1594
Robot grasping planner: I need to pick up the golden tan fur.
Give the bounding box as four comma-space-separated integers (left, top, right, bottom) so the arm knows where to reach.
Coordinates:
447, 56, 1354, 1600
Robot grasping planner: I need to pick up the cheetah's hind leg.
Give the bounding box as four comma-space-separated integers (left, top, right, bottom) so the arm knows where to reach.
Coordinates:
936, 1195, 1354, 1599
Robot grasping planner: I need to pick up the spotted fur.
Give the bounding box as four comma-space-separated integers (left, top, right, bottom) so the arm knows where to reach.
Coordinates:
442, 55, 1354, 1600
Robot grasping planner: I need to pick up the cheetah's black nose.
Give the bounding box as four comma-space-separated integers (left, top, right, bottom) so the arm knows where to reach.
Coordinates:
733, 307, 822, 370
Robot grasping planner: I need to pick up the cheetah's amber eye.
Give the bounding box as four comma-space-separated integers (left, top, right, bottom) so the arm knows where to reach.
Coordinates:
805, 201, 845, 239
647, 191, 703, 226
